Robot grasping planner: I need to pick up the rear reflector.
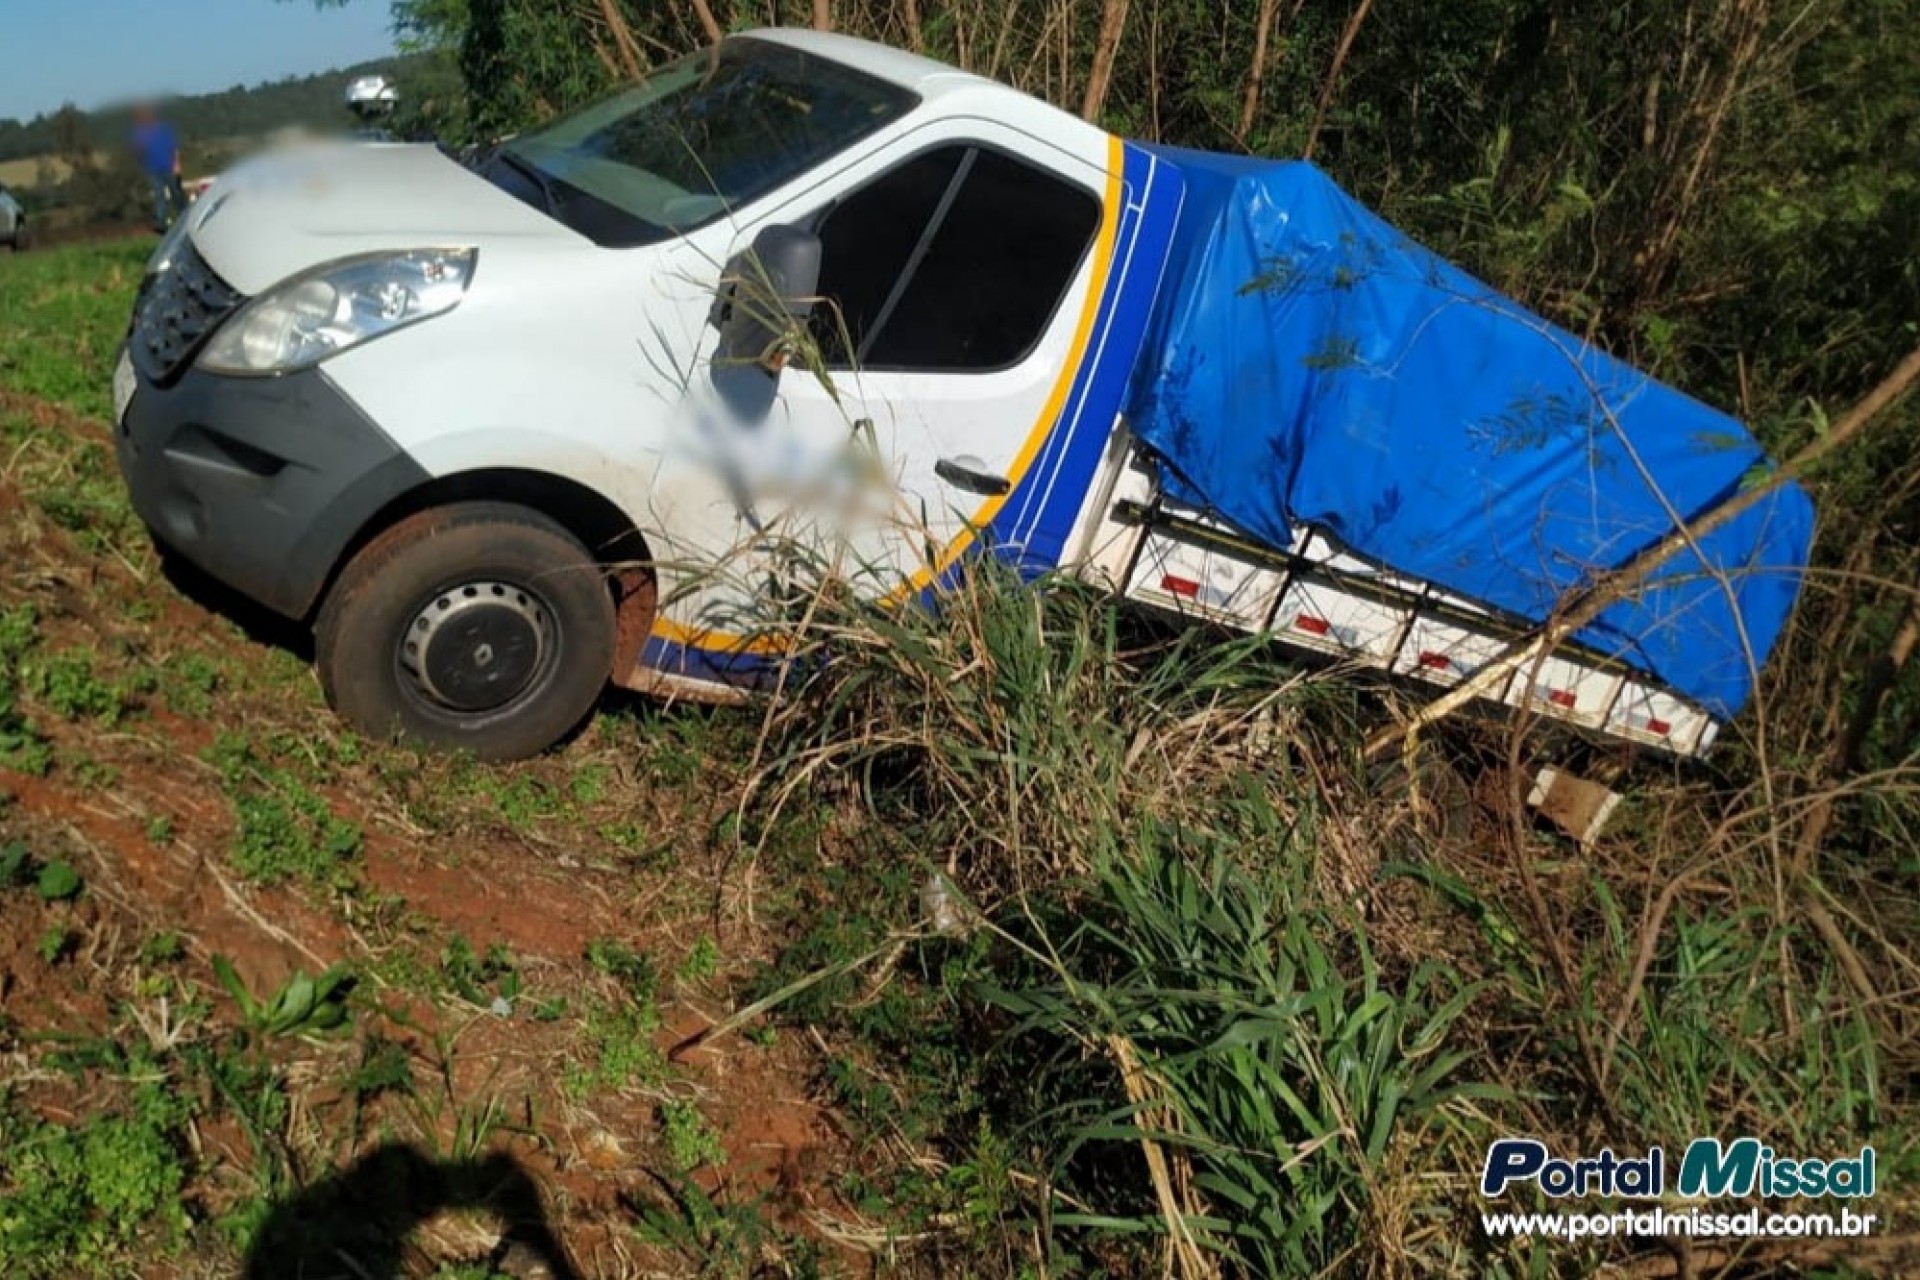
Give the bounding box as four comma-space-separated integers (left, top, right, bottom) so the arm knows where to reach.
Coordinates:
1547, 689, 1578, 710
1417, 651, 1451, 671
1160, 575, 1200, 599
1645, 717, 1672, 737
1294, 615, 1331, 637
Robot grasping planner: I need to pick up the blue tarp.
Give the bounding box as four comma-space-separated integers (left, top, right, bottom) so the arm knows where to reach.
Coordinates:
1124, 146, 1814, 720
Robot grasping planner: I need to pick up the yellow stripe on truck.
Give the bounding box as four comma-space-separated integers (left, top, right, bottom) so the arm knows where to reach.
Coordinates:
896, 133, 1126, 593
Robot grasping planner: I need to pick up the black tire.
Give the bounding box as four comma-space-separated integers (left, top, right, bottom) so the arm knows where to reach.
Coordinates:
316, 502, 616, 761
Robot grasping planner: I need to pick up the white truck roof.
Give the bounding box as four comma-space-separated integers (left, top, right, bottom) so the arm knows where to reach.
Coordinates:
739, 27, 989, 93
740, 27, 1090, 135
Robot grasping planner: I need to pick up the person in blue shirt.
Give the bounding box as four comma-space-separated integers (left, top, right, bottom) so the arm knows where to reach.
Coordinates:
131, 103, 186, 232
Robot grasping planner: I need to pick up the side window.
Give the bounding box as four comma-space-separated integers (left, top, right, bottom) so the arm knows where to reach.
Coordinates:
811, 145, 1101, 372
811, 149, 964, 365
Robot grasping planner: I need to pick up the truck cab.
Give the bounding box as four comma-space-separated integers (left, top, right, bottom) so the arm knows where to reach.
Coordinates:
114, 30, 1180, 758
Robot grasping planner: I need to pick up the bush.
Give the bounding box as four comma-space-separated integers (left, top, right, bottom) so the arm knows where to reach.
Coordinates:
980, 825, 1491, 1276
737, 558, 1907, 1276
735, 561, 1503, 1272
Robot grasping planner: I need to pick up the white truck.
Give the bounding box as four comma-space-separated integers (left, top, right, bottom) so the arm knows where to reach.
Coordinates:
112, 29, 1811, 775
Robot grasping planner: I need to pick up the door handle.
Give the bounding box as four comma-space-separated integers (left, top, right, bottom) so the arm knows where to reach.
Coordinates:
935, 457, 1011, 497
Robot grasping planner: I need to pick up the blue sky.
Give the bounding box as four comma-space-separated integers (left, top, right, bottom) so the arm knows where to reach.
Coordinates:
0, 0, 399, 122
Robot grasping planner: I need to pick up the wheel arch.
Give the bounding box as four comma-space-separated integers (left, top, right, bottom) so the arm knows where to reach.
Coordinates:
315, 466, 660, 681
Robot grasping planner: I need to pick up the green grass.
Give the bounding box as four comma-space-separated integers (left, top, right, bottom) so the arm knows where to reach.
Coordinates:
204, 732, 365, 890
659, 1098, 726, 1172
0, 237, 828, 1278
720, 553, 1914, 1274
213, 956, 357, 1040
439, 934, 521, 1006
158, 650, 225, 717
564, 998, 667, 1100
0, 1096, 192, 1277
0, 239, 150, 419
18, 644, 139, 724
0, 606, 52, 776
585, 935, 659, 998
0, 245, 149, 563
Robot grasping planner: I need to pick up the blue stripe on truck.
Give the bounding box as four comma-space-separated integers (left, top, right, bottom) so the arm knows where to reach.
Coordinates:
996, 142, 1183, 573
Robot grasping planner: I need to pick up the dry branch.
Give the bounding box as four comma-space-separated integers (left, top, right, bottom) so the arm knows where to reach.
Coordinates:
688, 0, 722, 45
1237, 0, 1304, 143
1081, 0, 1132, 122
1303, 0, 1376, 160
1790, 585, 1920, 884
1633, 0, 1777, 302
1238, 0, 1282, 141
1106, 1034, 1218, 1280
1838, 591, 1920, 776
594, 0, 645, 80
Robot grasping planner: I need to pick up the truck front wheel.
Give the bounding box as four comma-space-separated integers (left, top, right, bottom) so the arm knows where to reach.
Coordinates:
316, 502, 616, 761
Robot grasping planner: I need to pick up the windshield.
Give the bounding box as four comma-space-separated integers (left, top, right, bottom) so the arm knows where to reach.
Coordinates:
491, 38, 918, 247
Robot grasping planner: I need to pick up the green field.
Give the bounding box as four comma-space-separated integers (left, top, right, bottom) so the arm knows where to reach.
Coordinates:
0, 155, 72, 188
0, 240, 1907, 1278
0, 150, 215, 190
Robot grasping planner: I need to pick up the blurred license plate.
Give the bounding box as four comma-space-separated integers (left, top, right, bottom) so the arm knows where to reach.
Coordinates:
113, 350, 136, 424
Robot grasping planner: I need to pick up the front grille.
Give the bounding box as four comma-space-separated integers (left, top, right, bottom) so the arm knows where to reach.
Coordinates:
130, 241, 245, 383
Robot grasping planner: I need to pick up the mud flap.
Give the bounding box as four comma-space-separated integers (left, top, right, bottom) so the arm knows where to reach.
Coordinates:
1527, 767, 1624, 847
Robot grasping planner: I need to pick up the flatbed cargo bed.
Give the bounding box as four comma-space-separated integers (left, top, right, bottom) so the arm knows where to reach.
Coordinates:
1076, 432, 1722, 758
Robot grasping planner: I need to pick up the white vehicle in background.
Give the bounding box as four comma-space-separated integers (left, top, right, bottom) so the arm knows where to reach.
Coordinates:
0, 185, 27, 251
110, 30, 1810, 837
346, 75, 400, 118
346, 74, 401, 141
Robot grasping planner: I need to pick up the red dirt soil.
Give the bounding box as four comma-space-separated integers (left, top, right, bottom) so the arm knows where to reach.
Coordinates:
0, 442, 865, 1275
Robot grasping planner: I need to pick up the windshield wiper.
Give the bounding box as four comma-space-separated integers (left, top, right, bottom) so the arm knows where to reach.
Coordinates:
491, 148, 563, 215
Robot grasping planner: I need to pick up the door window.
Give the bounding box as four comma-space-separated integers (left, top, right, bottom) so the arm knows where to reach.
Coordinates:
811, 145, 1101, 372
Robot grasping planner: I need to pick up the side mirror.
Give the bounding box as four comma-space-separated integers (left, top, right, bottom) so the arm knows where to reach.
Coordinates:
710, 224, 823, 424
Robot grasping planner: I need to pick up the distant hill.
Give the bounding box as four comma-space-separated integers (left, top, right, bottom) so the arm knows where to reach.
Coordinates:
0, 54, 438, 164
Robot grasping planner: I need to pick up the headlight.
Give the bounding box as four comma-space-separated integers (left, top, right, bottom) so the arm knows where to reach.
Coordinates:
199, 248, 477, 375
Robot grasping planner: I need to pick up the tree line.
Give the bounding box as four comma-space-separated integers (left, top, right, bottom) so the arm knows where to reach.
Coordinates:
0, 55, 431, 165
2, 54, 441, 232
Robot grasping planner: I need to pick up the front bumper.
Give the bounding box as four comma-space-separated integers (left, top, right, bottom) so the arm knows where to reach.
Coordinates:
114, 357, 430, 619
